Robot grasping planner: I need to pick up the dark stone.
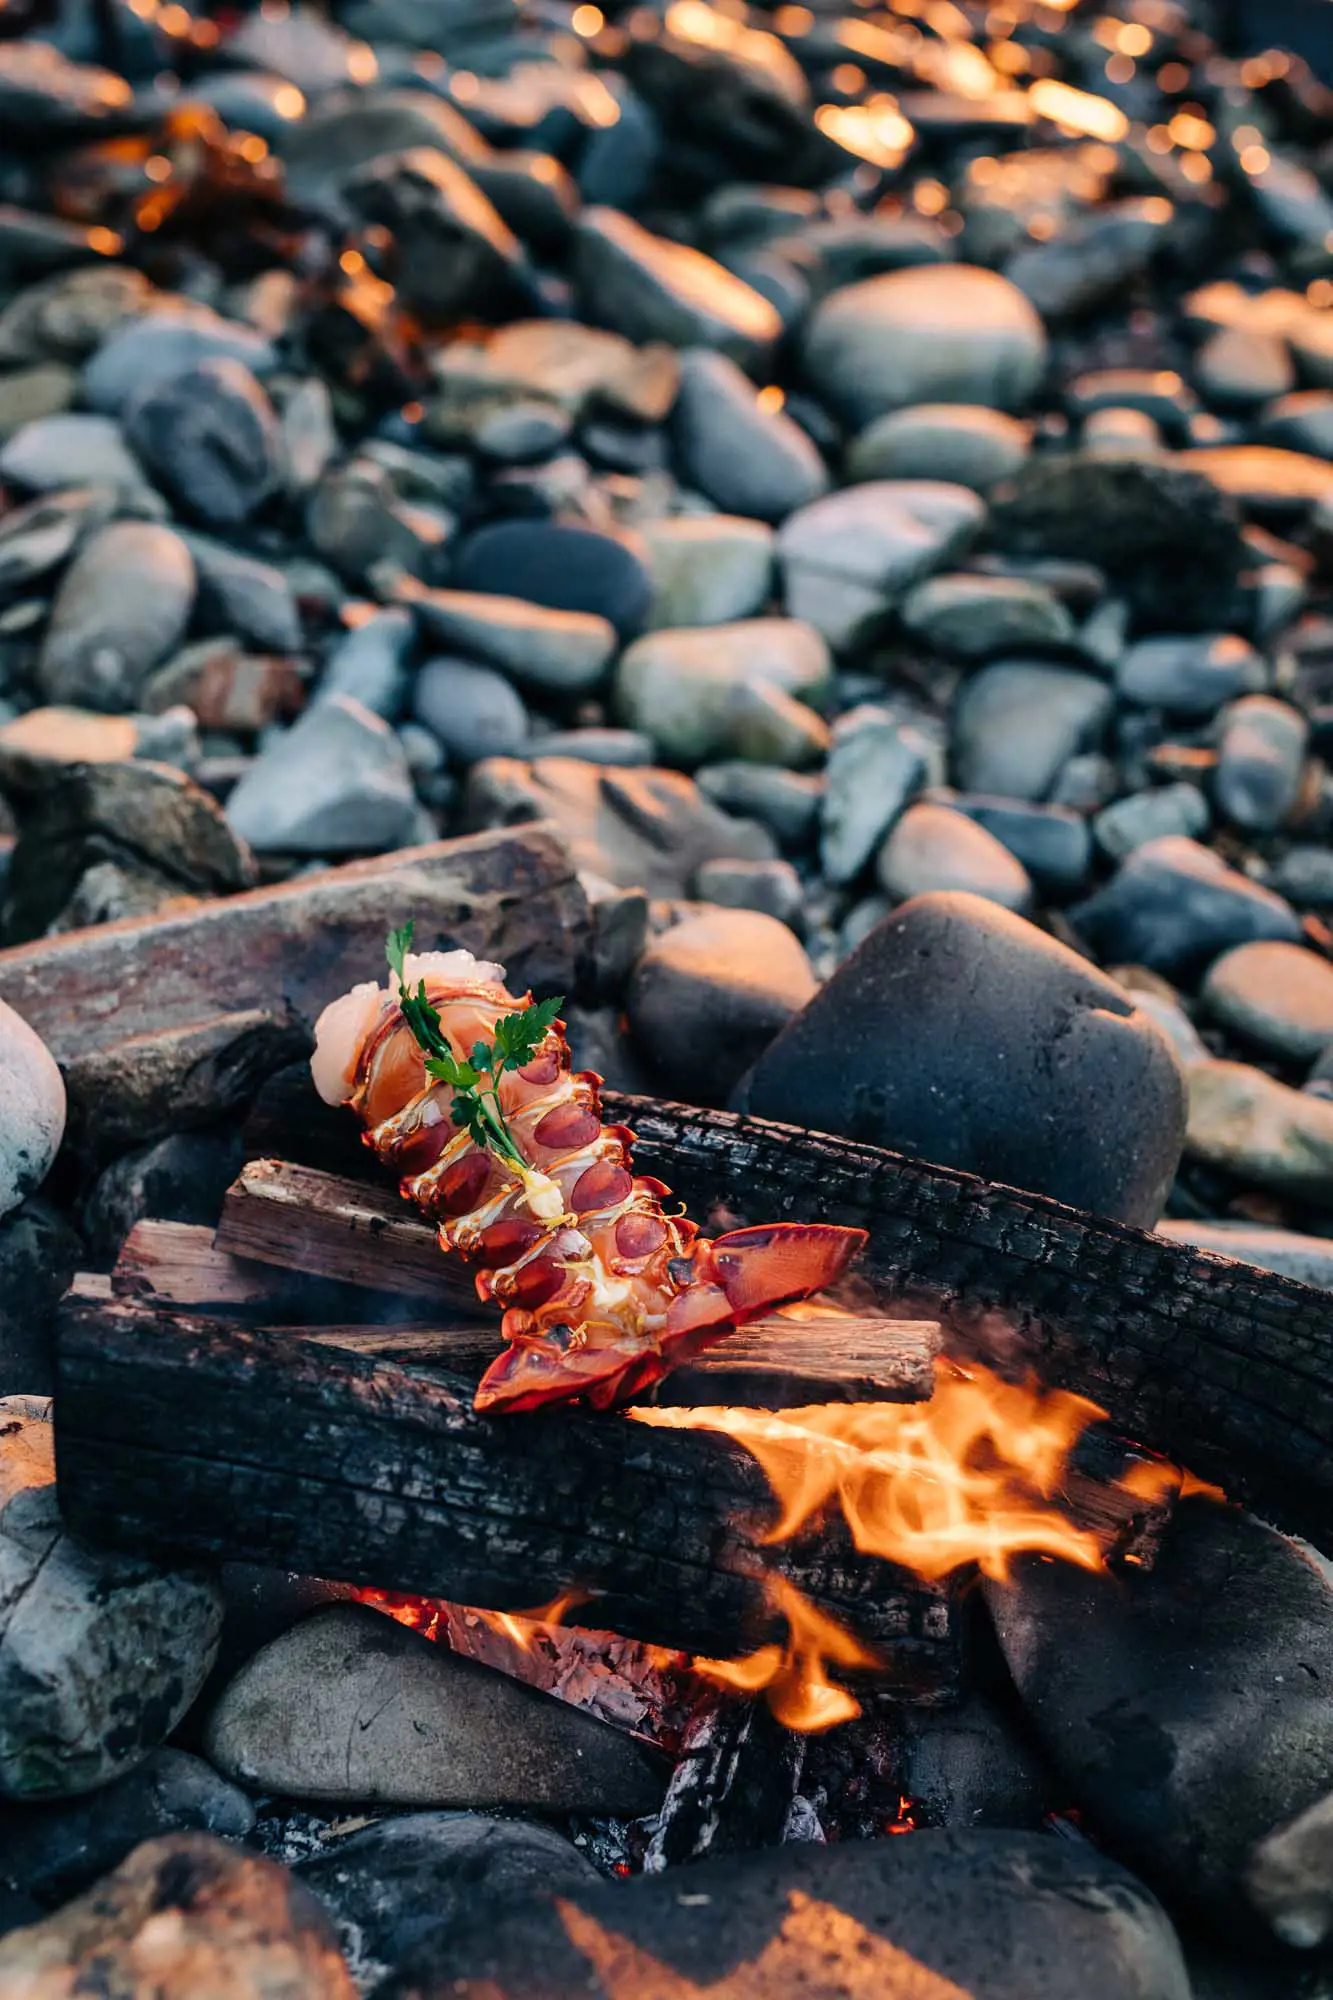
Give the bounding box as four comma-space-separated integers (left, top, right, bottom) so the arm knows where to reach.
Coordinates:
298, 1814, 598, 1990
1214, 696, 1309, 834
374, 1828, 1190, 2000
183, 533, 303, 655
449, 521, 652, 641
670, 347, 827, 524
989, 454, 1248, 632
0, 1749, 254, 1909
82, 1128, 245, 1263
986, 1499, 1333, 1938
123, 359, 281, 529
1071, 836, 1304, 978
735, 890, 1187, 1227
629, 906, 816, 1102
945, 795, 1092, 897
412, 657, 529, 765
0, 1199, 82, 1397
343, 148, 527, 324
897, 1693, 1058, 1831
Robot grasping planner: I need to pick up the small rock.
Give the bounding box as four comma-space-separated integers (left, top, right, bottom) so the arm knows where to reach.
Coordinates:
1202, 941, 1333, 1064
123, 358, 282, 529
0, 1201, 81, 1396
1214, 695, 1309, 833
628, 906, 816, 1101
946, 795, 1091, 896
779, 480, 985, 649
952, 660, 1113, 801
1128, 989, 1210, 1068
309, 460, 452, 588
535, 729, 653, 766
318, 609, 415, 722
736, 890, 1187, 1226
464, 756, 775, 895
0, 1832, 353, 1997
0, 1399, 222, 1799
392, 578, 616, 695
1259, 389, 1333, 459
1006, 198, 1174, 321
449, 521, 652, 640
641, 515, 773, 629
344, 148, 525, 324
297, 1814, 597, 1990
670, 348, 827, 522
696, 761, 822, 848
1072, 836, 1303, 976
615, 617, 829, 766
803, 264, 1047, 426
1269, 845, 1333, 908
37, 521, 195, 712
1116, 633, 1268, 716
225, 696, 420, 855
847, 403, 1030, 490
1179, 444, 1333, 520
820, 704, 929, 884
0, 487, 110, 603
1155, 1219, 1333, 1291
877, 801, 1033, 913
0, 364, 74, 443
897, 1693, 1055, 1832
899, 571, 1075, 659
1093, 782, 1211, 860
693, 855, 804, 927
0, 1005, 64, 1220
184, 533, 303, 655
0, 412, 144, 494
1186, 1059, 1333, 1202
1196, 324, 1295, 410
412, 659, 529, 765
204, 1605, 664, 1813
142, 640, 303, 736
575, 207, 781, 367
81, 308, 276, 416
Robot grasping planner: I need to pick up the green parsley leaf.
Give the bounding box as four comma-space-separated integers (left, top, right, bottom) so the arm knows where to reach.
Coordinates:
492, 995, 564, 1073
425, 1050, 480, 1091
398, 979, 450, 1061
385, 920, 414, 988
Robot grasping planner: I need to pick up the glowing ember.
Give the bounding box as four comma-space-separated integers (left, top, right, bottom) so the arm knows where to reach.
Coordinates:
1028, 76, 1128, 141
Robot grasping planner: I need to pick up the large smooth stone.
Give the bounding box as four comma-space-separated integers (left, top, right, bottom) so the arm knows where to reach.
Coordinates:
412, 658, 528, 765
0, 1399, 222, 1800
37, 521, 195, 712
628, 906, 815, 1102
1202, 941, 1333, 1063
0, 1004, 64, 1220
0, 1833, 354, 1996
987, 1500, 1333, 1938
375, 1828, 1190, 2000
1071, 837, 1303, 977
735, 890, 1186, 1226
203, 1605, 664, 1813
122, 357, 281, 529
779, 480, 984, 649
1185, 1060, 1333, 1203
615, 617, 829, 766
670, 347, 827, 522
803, 264, 1047, 425
224, 695, 420, 855
952, 660, 1113, 800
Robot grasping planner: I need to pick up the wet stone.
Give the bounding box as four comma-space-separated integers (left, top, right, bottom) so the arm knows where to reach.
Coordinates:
987, 1500, 1333, 1939
1071, 837, 1303, 978
204, 1604, 664, 1814
1006, 198, 1174, 322
344, 149, 527, 326
628, 905, 816, 1102
37, 520, 195, 712
737, 890, 1187, 1227
670, 348, 827, 523
877, 801, 1033, 915
412, 658, 529, 765
899, 571, 1075, 659
0, 1399, 223, 1801
123, 358, 282, 529
952, 661, 1113, 802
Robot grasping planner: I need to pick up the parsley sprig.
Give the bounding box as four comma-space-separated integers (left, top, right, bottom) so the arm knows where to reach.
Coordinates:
385, 921, 563, 1172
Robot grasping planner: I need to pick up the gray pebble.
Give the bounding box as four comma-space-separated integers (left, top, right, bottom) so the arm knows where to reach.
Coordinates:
671, 348, 827, 523
534, 729, 654, 766
693, 855, 804, 928
641, 515, 774, 630
821, 704, 929, 884
38, 521, 195, 712
944, 794, 1091, 897
318, 608, 415, 721
899, 571, 1075, 659
412, 658, 529, 765
1072, 836, 1303, 976
82, 308, 276, 416
952, 660, 1113, 800
1202, 940, 1333, 1063
779, 480, 985, 650
1116, 633, 1267, 716
123, 358, 281, 528
1214, 695, 1308, 833
695, 761, 822, 847
1093, 782, 1211, 860
0, 412, 145, 494
225, 693, 421, 855
847, 404, 1030, 490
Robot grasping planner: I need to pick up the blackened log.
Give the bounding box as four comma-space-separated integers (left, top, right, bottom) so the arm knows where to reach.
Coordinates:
0, 826, 587, 1165
53, 1299, 959, 1694
603, 1095, 1333, 1550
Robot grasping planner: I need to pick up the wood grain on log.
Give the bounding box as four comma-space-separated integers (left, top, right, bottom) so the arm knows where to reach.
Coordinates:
0, 825, 586, 1163
211, 1161, 941, 1405
53, 1298, 960, 1693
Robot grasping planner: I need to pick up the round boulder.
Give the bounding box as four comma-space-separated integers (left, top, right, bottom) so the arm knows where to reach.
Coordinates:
733, 890, 1187, 1227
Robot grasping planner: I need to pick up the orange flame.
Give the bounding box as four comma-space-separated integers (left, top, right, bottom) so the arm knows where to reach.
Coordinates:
692, 1577, 881, 1731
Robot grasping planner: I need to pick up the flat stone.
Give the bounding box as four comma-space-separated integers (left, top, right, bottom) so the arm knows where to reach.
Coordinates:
628, 905, 818, 1101
0, 487, 112, 604
0, 1002, 64, 1219
1071, 837, 1303, 977
0, 1399, 222, 1800
615, 618, 829, 766
0, 411, 144, 494
449, 521, 651, 640
183, 533, 303, 654
779, 480, 985, 650
0, 264, 154, 369
225, 696, 420, 855
987, 1500, 1333, 1939
737, 890, 1186, 1225
1214, 695, 1308, 833
37, 521, 195, 712
847, 403, 1030, 490
0, 1832, 354, 1996
575, 207, 781, 368
1186, 1059, 1333, 1202
309, 460, 453, 588
297, 1814, 597, 1991
1116, 633, 1267, 716
820, 704, 930, 885
1178, 444, 1333, 519
670, 348, 827, 522
1093, 782, 1211, 861
1155, 1219, 1333, 1290
204, 1605, 664, 1813
412, 658, 529, 765
952, 660, 1113, 800
465, 755, 775, 895
535, 729, 654, 767
803, 264, 1047, 426
376, 1828, 1189, 2000
1203, 941, 1333, 1063
877, 801, 1033, 913
641, 515, 774, 629
393, 579, 616, 695
899, 572, 1075, 659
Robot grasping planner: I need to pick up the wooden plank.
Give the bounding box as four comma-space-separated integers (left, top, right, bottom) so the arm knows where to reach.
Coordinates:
53, 1298, 961, 1695
0, 824, 587, 1164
